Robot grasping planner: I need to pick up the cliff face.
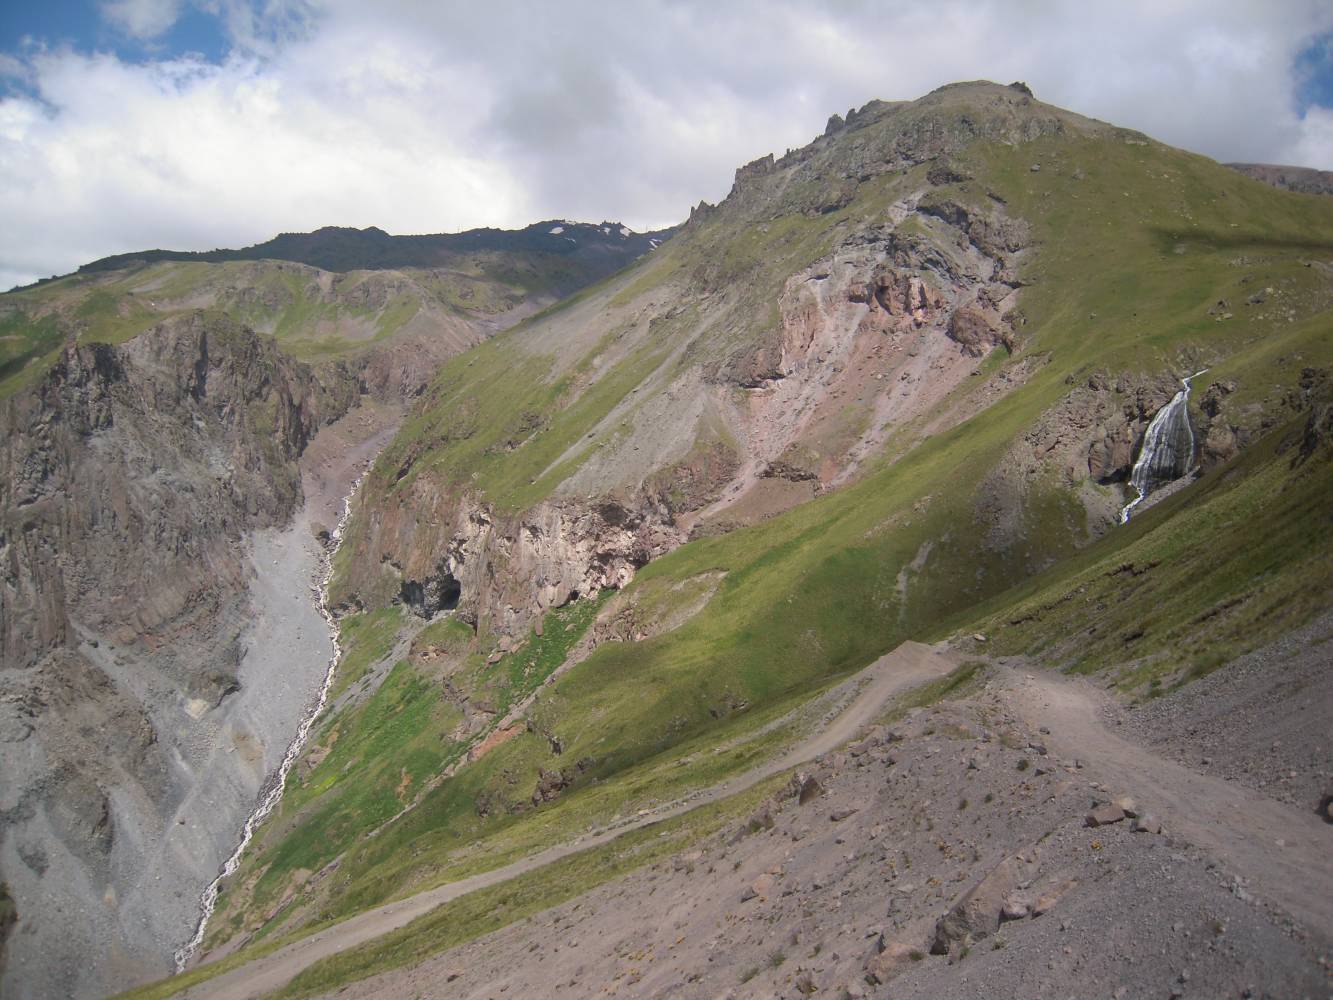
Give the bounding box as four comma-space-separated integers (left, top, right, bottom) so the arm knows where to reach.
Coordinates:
0, 312, 355, 998
2, 312, 351, 674
1225, 162, 1333, 196
0, 214, 668, 997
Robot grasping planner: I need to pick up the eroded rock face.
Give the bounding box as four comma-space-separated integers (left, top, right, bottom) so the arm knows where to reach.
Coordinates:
973, 362, 1328, 555
0, 312, 354, 998
340, 190, 1031, 640
1, 314, 353, 673
973, 370, 1195, 553
387, 494, 681, 632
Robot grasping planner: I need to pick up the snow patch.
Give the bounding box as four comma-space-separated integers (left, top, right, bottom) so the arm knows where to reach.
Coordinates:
548, 226, 565, 235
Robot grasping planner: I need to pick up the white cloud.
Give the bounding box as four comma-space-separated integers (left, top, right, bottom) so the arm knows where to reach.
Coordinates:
2, 0, 1331, 289
1285, 105, 1333, 168
101, 0, 183, 40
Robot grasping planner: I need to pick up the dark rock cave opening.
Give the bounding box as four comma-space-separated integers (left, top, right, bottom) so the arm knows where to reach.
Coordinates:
399, 571, 462, 617
438, 574, 461, 610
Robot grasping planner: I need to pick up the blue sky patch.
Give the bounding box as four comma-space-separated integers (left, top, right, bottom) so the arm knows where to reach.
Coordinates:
1293, 29, 1333, 114
1, 1, 230, 65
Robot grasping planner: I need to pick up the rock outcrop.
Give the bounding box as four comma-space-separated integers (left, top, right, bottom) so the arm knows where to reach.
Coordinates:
0, 312, 355, 998
1225, 163, 1333, 196
340, 175, 1031, 640
2, 313, 352, 672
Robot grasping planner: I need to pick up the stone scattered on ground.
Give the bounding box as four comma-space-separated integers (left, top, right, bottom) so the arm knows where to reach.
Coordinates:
312, 636, 1331, 1000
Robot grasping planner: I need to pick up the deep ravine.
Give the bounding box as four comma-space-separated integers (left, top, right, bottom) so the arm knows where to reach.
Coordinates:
175, 474, 367, 971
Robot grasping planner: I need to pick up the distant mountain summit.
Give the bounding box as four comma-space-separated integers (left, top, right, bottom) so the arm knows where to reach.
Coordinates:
76, 219, 674, 285
1225, 162, 1333, 195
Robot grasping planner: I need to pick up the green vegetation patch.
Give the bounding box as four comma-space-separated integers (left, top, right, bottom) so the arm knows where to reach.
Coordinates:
484, 592, 611, 717
330, 606, 404, 700
956, 409, 1332, 693
272, 774, 785, 999
224, 658, 459, 926
0, 308, 64, 398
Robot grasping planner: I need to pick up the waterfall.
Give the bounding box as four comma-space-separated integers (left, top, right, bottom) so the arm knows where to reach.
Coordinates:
1119, 369, 1208, 523
173, 473, 365, 972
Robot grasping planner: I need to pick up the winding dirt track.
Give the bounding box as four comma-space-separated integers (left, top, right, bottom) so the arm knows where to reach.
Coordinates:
176, 641, 959, 999
1000, 667, 1333, 935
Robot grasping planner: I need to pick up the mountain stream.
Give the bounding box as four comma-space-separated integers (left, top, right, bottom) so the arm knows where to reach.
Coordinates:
174, 475, 364, 971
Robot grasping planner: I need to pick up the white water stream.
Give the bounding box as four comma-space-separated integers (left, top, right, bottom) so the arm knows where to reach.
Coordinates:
1119, 369, 1208, 523
173, 474, 365, 971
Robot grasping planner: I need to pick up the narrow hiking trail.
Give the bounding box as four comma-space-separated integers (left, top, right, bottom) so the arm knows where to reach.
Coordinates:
172, 649, 1333, 1000
176, 642, 959, 999
997, 665, 1333, 935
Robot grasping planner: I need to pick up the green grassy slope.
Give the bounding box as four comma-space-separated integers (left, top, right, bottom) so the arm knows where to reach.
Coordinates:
126, 84, 1333, 993
0, 231, 663, 399
961, 406, 1332, 691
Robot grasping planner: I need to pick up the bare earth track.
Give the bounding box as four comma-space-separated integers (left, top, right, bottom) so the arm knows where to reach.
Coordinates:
177, 642, 960, 999
999, 665, 1333, 935
167, 637, 1333, 1000
293, 639, 1333, 1000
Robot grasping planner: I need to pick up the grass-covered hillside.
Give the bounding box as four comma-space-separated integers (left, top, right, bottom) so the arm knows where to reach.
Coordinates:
0, 222, 664, 400
149, 81, 1332, 994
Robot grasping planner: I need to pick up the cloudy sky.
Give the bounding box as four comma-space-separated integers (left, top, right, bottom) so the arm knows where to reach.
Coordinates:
1, 0, 1331, 290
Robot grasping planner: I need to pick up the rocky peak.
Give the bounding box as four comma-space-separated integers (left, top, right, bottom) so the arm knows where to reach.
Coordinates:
702, 80, 1100, 230
1224, 162, 1333, 196
730, 153, 777, 194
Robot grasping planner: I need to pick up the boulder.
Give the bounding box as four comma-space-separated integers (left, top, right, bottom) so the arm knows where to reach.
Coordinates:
531, 767, 573, 805
740, 806, 775, 836
947, 307, 1001, 357
1000, 892, 1032, 921
1085, 803, 1126, 827
1112, 794, 1139, 818
865, 941, 920, 984
931, 854, 1037, 954
1131, 814, 1162, 834
785, 771, 824, 805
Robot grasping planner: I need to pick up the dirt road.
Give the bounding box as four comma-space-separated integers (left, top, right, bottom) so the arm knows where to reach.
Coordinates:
1000, 666, 1333, 935
175, 641, 959, 999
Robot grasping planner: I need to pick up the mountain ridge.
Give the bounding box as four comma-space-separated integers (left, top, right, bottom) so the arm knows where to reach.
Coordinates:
153, 80, 1333, 999
1, 79, 1330, 1000
66, 220, 674, 283
1225, 161, 1333, 195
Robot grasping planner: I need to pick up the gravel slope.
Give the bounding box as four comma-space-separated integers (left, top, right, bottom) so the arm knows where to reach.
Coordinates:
170, 644, 960, 999
291, 629, 1332, 1000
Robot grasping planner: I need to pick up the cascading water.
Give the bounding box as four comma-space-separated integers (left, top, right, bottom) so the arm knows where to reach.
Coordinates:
1119, 369, 1208, 523
173, 474, 365, 971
